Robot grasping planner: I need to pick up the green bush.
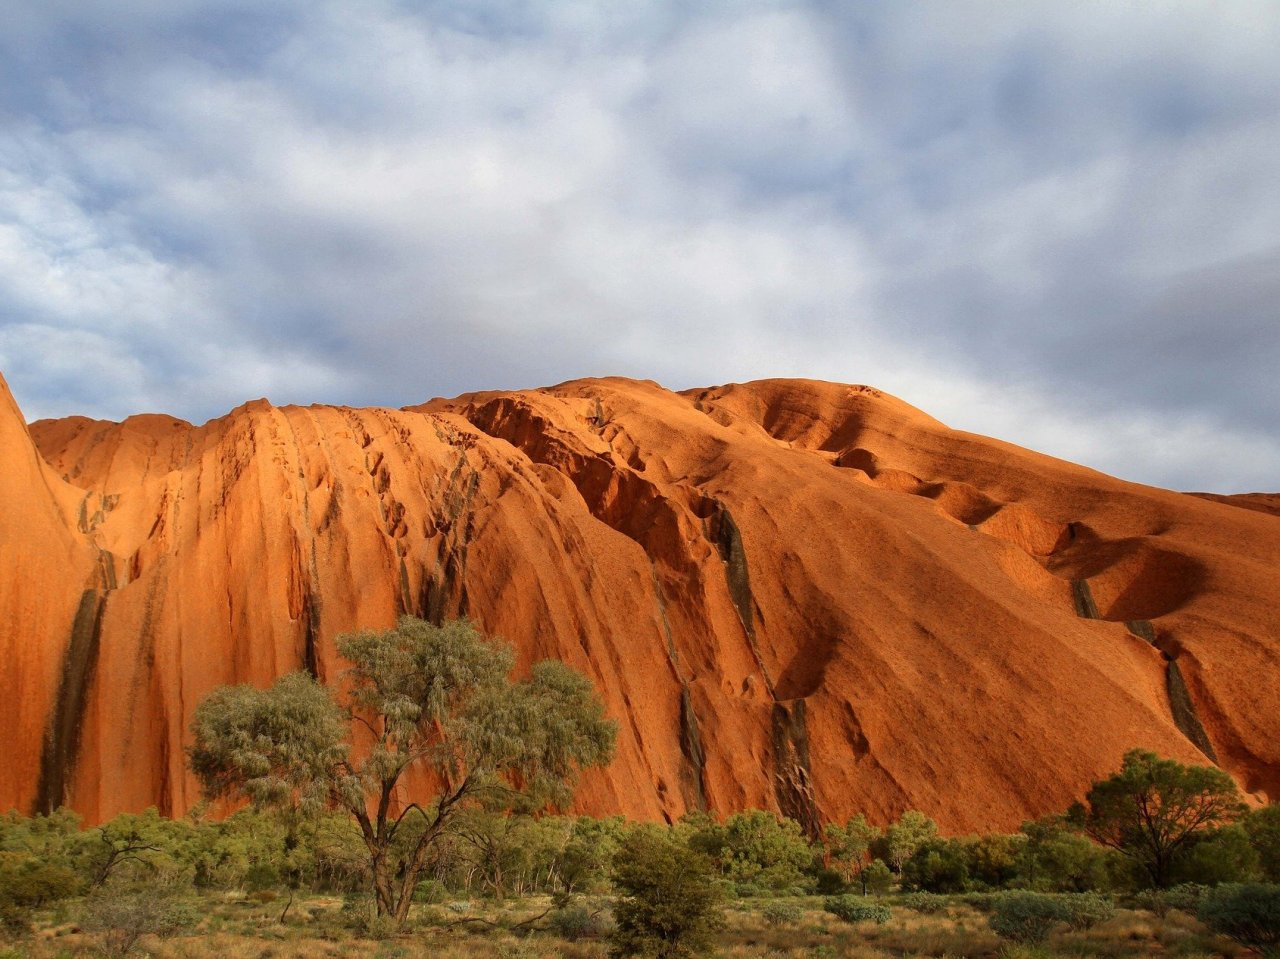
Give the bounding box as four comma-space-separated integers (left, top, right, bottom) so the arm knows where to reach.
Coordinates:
899, 891, 948, 914
242, 863, 280, 892
759, 900, 802, 927
811, 868, 845, 895
1245, 807, 1280, 882
0, 857, 82, 906
610, 830, 725, 958
1198, 883, 1280, 958
413, 879, 447, 904
901, 838, 969, 893
1135, 882, 1207, 917
1057, 891, 1115, 930
822, 895, 891, 924
959, 891, 1000, 913
548, 904, 606, 941
79, 883, 197, 957
987, 891, 1069, 944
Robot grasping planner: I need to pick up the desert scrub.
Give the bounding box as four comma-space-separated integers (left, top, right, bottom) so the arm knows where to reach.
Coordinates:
822, 895, 891, 924
987, 891, 1069, 944
898, 891, 948, 915
1135, 882, 1208, 918
759, 900, 802, 927
79, 882, 198, 957
1198, 882, 1280, 957
1058, 891, 1116, 930
548, 903, 609, 941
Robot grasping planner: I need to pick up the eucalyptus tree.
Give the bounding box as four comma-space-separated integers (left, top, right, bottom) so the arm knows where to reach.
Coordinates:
1070, 749, 1245, 888
189, 616, 616, 922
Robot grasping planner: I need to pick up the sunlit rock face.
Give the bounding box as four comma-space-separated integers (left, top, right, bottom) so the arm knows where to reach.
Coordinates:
3, 373, 1277, 829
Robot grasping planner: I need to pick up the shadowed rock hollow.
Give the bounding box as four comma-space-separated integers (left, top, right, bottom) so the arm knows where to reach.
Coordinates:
1, 373, 1277, 831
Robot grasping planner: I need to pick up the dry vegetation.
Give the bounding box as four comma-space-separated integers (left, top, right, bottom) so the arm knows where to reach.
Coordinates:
4, 892, 1255, 959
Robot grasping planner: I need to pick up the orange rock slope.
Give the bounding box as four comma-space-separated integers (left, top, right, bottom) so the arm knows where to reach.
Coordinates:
1, 372, 1277, 832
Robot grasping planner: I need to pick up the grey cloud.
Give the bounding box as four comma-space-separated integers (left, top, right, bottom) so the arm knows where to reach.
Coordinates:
0, 0, 1277, 490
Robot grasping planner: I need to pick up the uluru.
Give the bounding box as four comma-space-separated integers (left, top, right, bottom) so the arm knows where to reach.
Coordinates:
2, 370, 1276, 832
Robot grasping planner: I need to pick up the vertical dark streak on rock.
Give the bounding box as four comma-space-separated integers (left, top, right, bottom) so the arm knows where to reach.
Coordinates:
678, 685, 707, 812
1126, 619, 1156, 643
706, 502, 775, 695
35, 589, 106, 814
770, 700, 821, 840
1071, 579, 1100, 619
1167, 659, 1218, 762
649, 562, 679, 668
709, 505, 755, 639
302, 592, 321, 679
397, 557, 412, 617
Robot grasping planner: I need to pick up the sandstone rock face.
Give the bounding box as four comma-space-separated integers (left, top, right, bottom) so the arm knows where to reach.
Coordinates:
2, 374, 1277, 831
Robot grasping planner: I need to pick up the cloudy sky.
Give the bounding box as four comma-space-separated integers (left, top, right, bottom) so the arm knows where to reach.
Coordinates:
2, 1, 1278, 492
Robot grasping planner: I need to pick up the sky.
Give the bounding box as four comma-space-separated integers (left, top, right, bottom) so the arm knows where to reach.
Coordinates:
2, 1, 1278, 492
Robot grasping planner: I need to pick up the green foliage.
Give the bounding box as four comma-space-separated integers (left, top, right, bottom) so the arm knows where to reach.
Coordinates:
1057, 891, 1115, 930
0, 809, 81, 861
558, 816, 625, 893
1071, 749, 1246, 888
78, 881, 197, 957
898, 891, 948, 914
901, 837, 969, 893
759, 900, 802, 927
610, 829, 725, 959
1197, 882, 1280, 957
965, 832, 1024, 889
548, 902, 607, 940
1171, 824, 1261, 886
824, 814, 881, 885
189, 616, 616, 922
1134, 882, 1207, 917
986, 891, 1069, 944
0, 855, 82, 906
859, 859, 892, 895
822, 895, 891, 924
686, 810, 814, 895
190, 672, 350, 812
882, 810, 938, 874
1246, 806, 1280, 882
76, 808, 193, 887
1017, 814, 1111, 892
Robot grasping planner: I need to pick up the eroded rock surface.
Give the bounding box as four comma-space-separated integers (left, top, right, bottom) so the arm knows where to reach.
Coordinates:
3, 374, 1277, 830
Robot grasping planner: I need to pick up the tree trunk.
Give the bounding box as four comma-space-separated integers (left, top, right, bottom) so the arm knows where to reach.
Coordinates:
370, 848, 397, 917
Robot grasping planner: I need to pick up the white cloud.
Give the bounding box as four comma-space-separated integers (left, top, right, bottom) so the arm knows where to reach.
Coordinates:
0, 0, 1277, 490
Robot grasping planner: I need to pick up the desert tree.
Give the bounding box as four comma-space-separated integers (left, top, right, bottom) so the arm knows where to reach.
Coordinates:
189, 616, 616, 922
1070, 749, 1245, 888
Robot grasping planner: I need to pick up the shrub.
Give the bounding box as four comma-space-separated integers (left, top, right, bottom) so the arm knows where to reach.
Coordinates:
549, 904, 605, 941
0, 857, 82, 906
0, 901, 30, 939
859, 859, 893, 895
901, 838, 969, 893
1245, 806, 1280, 882
987, 891, 1069, 944
1198, 883, 1280, 958
1058, 891, 1115, 930
79, 883, 197, 957
760, 900, 802, 927
1135, 882, 1207, 918
899, 891, 948, 915
609, 830, 725, 958
243, 863, 280, 892
822, 895, 891, 924
811, 868, 845, 895
413, 879, 446, 904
